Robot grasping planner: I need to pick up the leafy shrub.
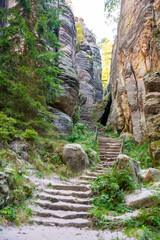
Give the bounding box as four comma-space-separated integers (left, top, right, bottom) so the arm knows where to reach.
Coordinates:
123, 140, 152, 168
0, 113, 18, 141
23, 129, 38, 140
91, 168, 135, 213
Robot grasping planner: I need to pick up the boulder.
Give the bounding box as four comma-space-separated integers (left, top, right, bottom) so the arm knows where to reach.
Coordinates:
116, 154, 141, 185
87, 149, 97, 165
10, 140, 29, 161
125, 188, 159, 208
50, 107, 72, 137
142, 168, 160, 183
62, 144, 89, 172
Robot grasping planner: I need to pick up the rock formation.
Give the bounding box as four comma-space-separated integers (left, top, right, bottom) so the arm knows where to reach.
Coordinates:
75, 18, 103, 125
50, 2, 103, 132
108, 0, 160, 165
50, 1, 79, 135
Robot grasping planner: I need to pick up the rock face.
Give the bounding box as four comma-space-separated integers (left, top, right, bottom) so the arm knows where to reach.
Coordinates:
51, 1, 79, 118
108, 0, 160, 165
75, 18, 103, 125
62, 144, 89, 172
50, 107, 72, 137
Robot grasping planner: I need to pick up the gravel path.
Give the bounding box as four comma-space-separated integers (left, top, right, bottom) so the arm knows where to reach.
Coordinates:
0, 225, 133, 240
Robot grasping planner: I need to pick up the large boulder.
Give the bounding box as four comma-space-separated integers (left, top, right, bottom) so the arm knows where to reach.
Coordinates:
10, 140, 29, 161
125, 188, 159, 208
116, 154, 141, 185
141, 168, 160, 183
62, 144, 89, 172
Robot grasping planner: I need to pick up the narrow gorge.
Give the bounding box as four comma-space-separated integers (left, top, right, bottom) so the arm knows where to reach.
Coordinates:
0, 0, 160, 239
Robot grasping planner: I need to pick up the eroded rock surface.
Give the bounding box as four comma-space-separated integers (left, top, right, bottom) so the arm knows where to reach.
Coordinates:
51, 1, 79, 118
62, 144, 89, 172
125, 188, 158, 208
75, 18, 103, 125
108, 0, 160, 164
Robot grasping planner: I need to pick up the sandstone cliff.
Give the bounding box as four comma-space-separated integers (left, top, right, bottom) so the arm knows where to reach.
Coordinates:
50, 0, 79, 135
75, 18, 103, 125
108, 0, 160, 165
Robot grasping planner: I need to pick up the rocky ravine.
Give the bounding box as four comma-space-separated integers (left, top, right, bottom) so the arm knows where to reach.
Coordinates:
107, 0, 160, 165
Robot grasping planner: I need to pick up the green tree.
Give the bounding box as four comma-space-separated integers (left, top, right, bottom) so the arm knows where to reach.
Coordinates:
104, 0, 121, 33
0, 0, 63, 129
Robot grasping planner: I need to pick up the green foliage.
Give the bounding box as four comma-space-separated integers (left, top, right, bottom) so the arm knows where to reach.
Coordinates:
102, 125, 120, 139
0, 113, 18, 141
123, 140, 152, 168
0, 0, 63, 140
91, 168, 135, 213
66, 122, 99, 164
0, 205, 17, 221
23, 129, 38, 140
105, 0, 121, 21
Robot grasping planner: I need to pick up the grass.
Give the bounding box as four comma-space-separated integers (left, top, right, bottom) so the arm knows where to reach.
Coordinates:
123, 140, 152, 169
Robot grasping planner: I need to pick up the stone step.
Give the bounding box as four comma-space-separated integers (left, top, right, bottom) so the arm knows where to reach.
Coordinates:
43, 189, 91, 199
38, 192, 91, 205
80, 176, 97, 181
99, 156, 118, 160
36, 199, 93, 212
99, 152, 120, 156
31, 205, 88, 219
85, 171, 102, 177
98, 162, 116, 168
32, 216, 90, 228
99, 149, 121, 152
98, 138, 121, 143
47, 183, 90, 192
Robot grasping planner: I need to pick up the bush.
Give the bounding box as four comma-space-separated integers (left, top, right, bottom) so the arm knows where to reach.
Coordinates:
91, 168, 135, 213
23, 129, 38, 140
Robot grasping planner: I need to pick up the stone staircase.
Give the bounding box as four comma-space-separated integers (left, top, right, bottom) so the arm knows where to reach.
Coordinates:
30, 136, 122, 228
98, 137, 122, 167
30, 171, 101, 228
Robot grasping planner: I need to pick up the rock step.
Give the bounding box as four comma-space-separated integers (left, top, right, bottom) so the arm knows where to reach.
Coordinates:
38, 192, 91, 205
97, 162, 116, 168
47, 183, 90, 192
43, 189, 91, 198
36, 199, 93, 212
99, 149, 121, 153
80, 176, 97, 181
31, 205, 88, 219
32, 216, 90, 228
99, 141, 121, 143
85, 172, 102, 177
99, 156, 117, 160
98, 136, 121, 141
99, 153, 120, 156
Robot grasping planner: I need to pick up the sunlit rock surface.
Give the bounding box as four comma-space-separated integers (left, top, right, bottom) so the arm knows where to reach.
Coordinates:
75, 18, 103, 124
109, 0, 160, 164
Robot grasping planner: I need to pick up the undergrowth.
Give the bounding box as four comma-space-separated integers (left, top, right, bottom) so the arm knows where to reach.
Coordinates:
123, 140, 152, 169
90, 167, 135, 229
66, 122, 99, 165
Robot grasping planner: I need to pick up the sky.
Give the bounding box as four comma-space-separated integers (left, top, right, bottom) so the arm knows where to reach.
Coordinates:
71, 0, 115, 43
